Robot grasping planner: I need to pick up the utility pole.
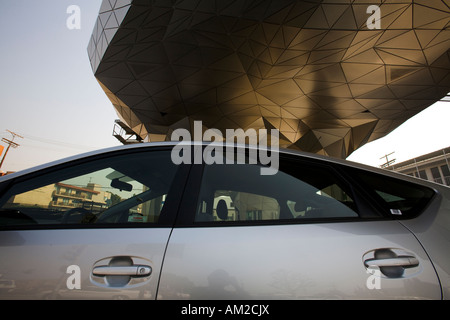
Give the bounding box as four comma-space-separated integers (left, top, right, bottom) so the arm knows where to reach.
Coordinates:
0, 130, 24, 170
380, 151, 396, 169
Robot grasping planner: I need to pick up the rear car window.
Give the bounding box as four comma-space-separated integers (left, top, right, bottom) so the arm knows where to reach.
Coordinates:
195, 156, 360, 224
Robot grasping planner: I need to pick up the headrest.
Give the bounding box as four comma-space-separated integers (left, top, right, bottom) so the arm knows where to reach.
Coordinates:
216, 199, 228, 220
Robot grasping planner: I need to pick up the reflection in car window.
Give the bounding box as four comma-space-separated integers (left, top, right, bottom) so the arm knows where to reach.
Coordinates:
0, 151, 179, 227
198, 190, 281, 222
195, 158, 359, 223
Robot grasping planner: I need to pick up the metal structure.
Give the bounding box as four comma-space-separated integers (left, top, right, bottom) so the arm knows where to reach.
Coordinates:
88, 0, 450, 158
112, 119, 144, 145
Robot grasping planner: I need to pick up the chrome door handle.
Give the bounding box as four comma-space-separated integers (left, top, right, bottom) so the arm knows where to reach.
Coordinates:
93, 265, 152, 277
364, 256, 419, 268
363, 249, 420, 278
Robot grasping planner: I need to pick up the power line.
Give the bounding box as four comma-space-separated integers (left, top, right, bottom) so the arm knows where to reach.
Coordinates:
23, 134, 96, 151
0, 130, 104, 152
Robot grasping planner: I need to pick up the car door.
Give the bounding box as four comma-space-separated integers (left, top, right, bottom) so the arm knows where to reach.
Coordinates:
0, 147, 188, 299
158, 151, 441, 299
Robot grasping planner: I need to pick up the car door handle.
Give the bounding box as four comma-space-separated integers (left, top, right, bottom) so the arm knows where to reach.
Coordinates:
92, 265, 152, 277
364, 256, 419, 268
363, 249, 421, 278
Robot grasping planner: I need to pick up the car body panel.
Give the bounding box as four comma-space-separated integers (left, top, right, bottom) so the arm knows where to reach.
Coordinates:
400, 184, 450, 299
0, 228, 170, 299
159, 221, 441, 300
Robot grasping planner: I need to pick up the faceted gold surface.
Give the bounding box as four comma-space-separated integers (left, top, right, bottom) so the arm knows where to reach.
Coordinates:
89, 0, 450, 158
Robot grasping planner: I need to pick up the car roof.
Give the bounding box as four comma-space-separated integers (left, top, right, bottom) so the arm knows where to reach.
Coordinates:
0, 141, 444, 192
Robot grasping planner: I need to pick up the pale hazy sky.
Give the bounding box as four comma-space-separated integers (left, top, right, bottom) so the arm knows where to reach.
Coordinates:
0, 0, 118, 172
0, 1, 449, 172
347, 101, 450, 167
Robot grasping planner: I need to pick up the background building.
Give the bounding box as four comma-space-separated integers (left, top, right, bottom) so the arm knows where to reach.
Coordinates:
386, 146, 450, 186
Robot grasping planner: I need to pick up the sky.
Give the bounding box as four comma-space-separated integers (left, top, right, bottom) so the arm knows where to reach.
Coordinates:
0, 1, 449, 172
0, 0, 118, 172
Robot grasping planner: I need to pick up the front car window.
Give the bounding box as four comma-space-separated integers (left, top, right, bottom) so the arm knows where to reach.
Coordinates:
0, 150, 180, 228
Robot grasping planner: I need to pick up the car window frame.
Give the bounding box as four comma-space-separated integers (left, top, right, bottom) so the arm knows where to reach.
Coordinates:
0, 146, 191, 231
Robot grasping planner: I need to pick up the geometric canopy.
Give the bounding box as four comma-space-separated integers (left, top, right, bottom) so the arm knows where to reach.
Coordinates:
88, 0, 450, 158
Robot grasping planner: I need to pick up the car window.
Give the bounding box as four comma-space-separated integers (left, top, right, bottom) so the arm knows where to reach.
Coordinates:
0, 150, 180, 228
195, 157, 359, 223
348, 168, 436, 218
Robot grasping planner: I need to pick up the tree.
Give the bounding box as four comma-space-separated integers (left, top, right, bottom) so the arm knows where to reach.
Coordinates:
110, 193, 122, 206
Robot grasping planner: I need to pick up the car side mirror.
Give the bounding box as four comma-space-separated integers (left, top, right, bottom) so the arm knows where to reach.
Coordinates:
111, 178, 132, 192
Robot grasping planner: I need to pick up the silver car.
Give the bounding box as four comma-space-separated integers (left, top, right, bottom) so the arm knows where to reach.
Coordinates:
0, 142, 448, 299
